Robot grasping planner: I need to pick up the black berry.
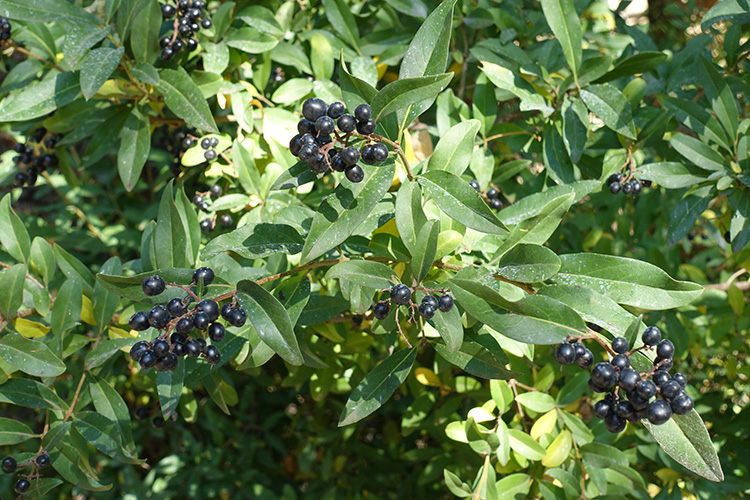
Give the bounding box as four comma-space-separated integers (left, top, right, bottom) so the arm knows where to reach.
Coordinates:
672, 372, 687, 389
208, 322, 225, 342
327, 101, 345, 119
210, 184, 222, 197
469, 180, 480, 192
142, 275, 166, 296
660, 380, 681, 400
200, 219, 212, 232
611, 337, 629, 354
671, 394, 694, 415
162, 4, 176, 18
193, 311, 210, 330
148, 305, 170, 329
228, 307, 247, 327
652, 370, 670, 386
354, 104, 372, 122
418, 303, 436, 319
153, 338, 170, 357
15, 478, 30, 494
129, 311, 150, 331
315, 116, 335, 135
438, 294, 454, 312
356, 119, 377, 135
390, 284, 412, 305
204, 149, 217, 161
642, 326, 661, 346
129, 341, 149, 361
302, 97, 327, 121
175, 317, 193, 335
647, 399, 672, 425
198, 299, 220, 321
220, 214, 233, 227
338, 114, 356, 133
593, 400, 612, 418
2, 456, 17, 473
167, 298, 187, 317
656, 339, 674, 359
341, 147, 360, 166
373, 301, 390, 320
140, 350, 158, 369
618, 368, 640, 392
554, 342, 576, 365
36, 453, 50, 468
345, 165, 364, 183
611, 353, 630, 370
591, 362, 617, 389
636, 379, 656, 399
193, 267, 215, 286
204, 345, 221, 364
605, 412, 627, 433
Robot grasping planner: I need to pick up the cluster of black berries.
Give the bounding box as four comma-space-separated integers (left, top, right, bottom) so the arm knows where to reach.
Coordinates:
289, 98, 390, 183
469, 180, 503, 211
127, 267, 246, 371
159, 0, 212, 61
606, 163, 652, 197
372, 284, 454, 321
0, 17, 11, 47
2, 452, 51, 495
192, 184, 232, 233
554, 326, 694, 433
10, 129, 61, 188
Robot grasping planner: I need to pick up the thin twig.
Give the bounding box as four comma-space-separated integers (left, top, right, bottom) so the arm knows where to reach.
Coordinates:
9, 43, 64, 72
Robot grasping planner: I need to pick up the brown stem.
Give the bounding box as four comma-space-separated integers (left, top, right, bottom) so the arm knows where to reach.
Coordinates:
62, 373, 87, 423
394, 307, 413, 348
9, 43, 64, 72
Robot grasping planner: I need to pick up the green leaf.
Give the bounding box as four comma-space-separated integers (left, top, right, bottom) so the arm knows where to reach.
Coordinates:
300, 162, 395, 263
42, 421, 71, 451
543, 126, 575, 184
30, 237, 55, 286
116, 0, 150, 43
427, 120, 480, 176
541, 0, 582, 82
0, 72, 80, 122
322, 0, 360, 52
395, 180, 428, 257
480, 62, 553, 115
155, 181, 190, 269
411, 220, 439, 282
669, 133, 726, 172
61, 22, 109, 70
596, 52, 668, 82
338, 347, 417, 426
236, 280, 302, 365
0, 416, 36, 445
84, 338, 136, 370
418, 170, 507, 234
232, 140, 262, 196
156, 67, 218, 134
92, 258, 121, 333
579, 442, 628, 467
201, 223, 304, 260
637, 162, 709, 188
53, 244, 95, 292
580, 85, 637, 140
516, 392, 556, 413
224, 27, 278, 53
498, 181, 598, 225
79, 47, 124, 100
701, 0, 750, 28
662, 97, 731, 152
50, 277, 82, 336
0, 0, 99, 22
0, 194, 30, 264
730, 188, 750, 253
130, 0, 160, 63
435, 339, 516, 379
497, 244, 561, 283
0, 379, 67, 412
667, 187, 713, 246
0, 263, 25, 319
508, 429, 546, 461
326, 261, 397, 290
96, 268, 196, 304
552, 253, 704, 309
89, 376, 137, 457
117, 106, 151, 191
371, 73, 453, 126
0, 333, 66, 377
493, 193, 575, 259
74, 412, 142, 464
428, 300, 463, 353
270, 162, 319, 191
310, 33, 334, 80
698, 56, 739, 145
450, 278, 586, 344
157, 361, 185, 420
444, 469, 472, 498
562, 98, 588, 163
643, 411, 723, 482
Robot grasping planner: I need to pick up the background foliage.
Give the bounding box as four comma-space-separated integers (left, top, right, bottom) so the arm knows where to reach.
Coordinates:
0, 0, 748, 498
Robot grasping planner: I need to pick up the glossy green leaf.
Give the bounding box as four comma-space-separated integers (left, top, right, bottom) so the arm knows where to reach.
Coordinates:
668, 187, 713, 246
411, 220, 439, 282
0, 417, 35, 445
338, 347, 417, 426
0, 378, 67, 412
580, 85, 637, 140
156, 67, 218, 134
225, 27, 278, 53
0, 333, 66, 377
698, 56, 739, 143
92, 257, 122, 333
300, 162, 395, 263
579, 442, 628, 467
236, 280, 302, 365
0, 194, 30, 264
50, 277, 82, 336
497, 244, 561, 283
395, 180, 428, 257
155, 181, 189, 269
321, 0, 360, 51
637, 162, 709, 188
540, 0, 582, 82
498, 181, 598, 225
0, 263, 25, 319
701, 0, 750, 28
427, 120, 481, 176
661, 96, 731, 151
116, 0, 150, 42
596, 52, 668, 82
74, 411, 142, 464
157, 361, 185, 420
371, 73, 453, 126
130, 0, 160, 63
90, 376, 137, 456
232, 140, 262, 196
0, 72, 79, 122
643, 410, 723, 482
508, 429, 546, 461
117, 106, 151, 191
543, 126, 575, 184
435, 339, 516, 379
670, 133, 726, 171
30, 237, 55, 286
516, 392, 556, 413
428, 300, 463, 353
562, 98, 588, 163
96, 268, 195, 304
80, 47, 124, 100
84, 338, 136, 370
418, 170, 507, 234
326, 261, 397, 290
201, 223, 304, 260
552, 253, 704, 309
480, 62, 554, 115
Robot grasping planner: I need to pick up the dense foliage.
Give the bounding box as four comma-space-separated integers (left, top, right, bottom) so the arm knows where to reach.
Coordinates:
0, 0, 748, 498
